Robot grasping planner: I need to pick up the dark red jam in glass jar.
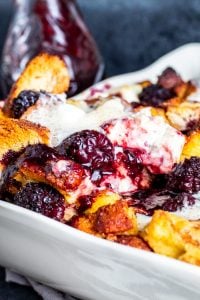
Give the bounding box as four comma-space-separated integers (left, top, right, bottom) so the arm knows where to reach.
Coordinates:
1, 0, 104, 97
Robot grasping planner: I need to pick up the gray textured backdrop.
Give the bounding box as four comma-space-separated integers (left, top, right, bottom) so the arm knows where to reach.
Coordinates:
77, 0, 200, 75
1, 0, 200, 77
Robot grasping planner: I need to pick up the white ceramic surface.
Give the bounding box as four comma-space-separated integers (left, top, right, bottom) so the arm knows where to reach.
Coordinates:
1, 43, 200, 300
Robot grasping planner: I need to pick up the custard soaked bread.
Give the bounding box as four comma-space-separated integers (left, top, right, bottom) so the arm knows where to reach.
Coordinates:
0, 117, 49, 175
1, 61, 200, 266
4, 53, 70, 116
141, 210, 200, 266
166, 101, 200, 132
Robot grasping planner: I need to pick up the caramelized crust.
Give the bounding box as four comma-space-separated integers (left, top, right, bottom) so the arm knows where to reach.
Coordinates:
4, 53, 70, 116
71, 200, 138, 237
85, 190, 121, 214
13, 158, 85, 200
116, 235, 152, 251
93, 201, 137, 235
0, 118, 49, 163
174, 81, 196, 99
71, 215, 99, 236
162, 96, 183, 107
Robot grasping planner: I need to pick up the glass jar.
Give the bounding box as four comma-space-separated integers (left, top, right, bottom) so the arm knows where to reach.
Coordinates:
1, 0, 104, 97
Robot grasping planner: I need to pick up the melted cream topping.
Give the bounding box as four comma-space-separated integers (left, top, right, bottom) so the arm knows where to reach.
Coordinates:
23, 94, 129, 146
103, 108, 185, 173
21, 90, 199, 224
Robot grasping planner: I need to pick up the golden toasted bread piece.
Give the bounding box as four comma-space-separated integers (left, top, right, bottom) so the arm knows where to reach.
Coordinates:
174, 81, 196, 99
0, 117, 49, 168
115, 235, 152, 251
9, 145, 86, 202
181, 130, 200, 160
4, 53, 70, 116
15, 161, 84, 195
163, 97, 184, 107
177, 221, 200, 266
70, 214, 99, 236
179, 244, 200, 266
138, 80, 151, 88
141, 210, 186, 258
166, 101, 200, 131
93, 201, 138, 235
150, 107, 166, 119
150, 106, 169, 123
85, 190, 121, 214
72, 200, 138, 237
141, 210, 200, 266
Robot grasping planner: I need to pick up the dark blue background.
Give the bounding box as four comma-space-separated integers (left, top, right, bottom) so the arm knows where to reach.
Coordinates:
1, 0, 200, 298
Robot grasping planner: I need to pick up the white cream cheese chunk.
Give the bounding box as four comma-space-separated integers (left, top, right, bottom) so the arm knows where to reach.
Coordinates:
22, 93, 86, 146
102, 108, 185, 173
23, 94, 129, 146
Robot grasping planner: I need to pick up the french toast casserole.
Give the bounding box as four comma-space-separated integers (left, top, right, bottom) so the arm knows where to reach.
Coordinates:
1, 53, 200, 266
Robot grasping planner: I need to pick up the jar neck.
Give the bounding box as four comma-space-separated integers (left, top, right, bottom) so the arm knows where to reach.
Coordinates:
14, 0, 35, 11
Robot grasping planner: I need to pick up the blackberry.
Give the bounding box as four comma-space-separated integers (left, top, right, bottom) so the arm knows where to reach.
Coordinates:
182, 120, 200, 136
56, 130, 114, 175
21, 144, 60, 165
14, 182, 65, 221
167, 157, 200, 193
11, 90, 40, 118
129, 157, 200, 215
78, 195, 94, 213
131, 190, 195, 215
138, 84, 175, 107
162, 192, 195, 212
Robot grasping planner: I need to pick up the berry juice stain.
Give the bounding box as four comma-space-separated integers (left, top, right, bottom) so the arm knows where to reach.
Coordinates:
1, 0, 104, 97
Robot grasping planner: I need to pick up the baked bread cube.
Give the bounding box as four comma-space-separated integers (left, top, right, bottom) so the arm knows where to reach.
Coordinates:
93, 201, 138, 235
141, 210, 200, 266
115, 235, 152, 251
166, 101, 200, 132
85, 190, 121, 214
4, 53, 70, 116
71, 214, 99, 236
0, 118, 49, 176
3, 144, 90, 203
141, 210, 186, 258
174, 81, 196, 99
72, 200, 138, 237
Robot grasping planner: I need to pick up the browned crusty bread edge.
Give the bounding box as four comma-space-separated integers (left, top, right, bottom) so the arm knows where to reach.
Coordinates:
0, 117, 50, 174
4, 52, 70, 116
